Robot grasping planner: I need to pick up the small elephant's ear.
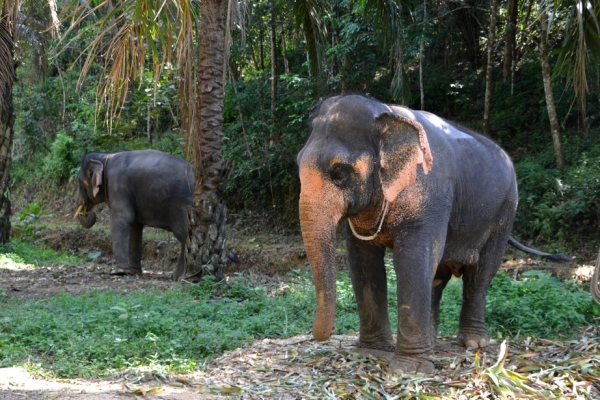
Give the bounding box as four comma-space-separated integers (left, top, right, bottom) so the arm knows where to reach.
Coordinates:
377, 113, 433, 203
89, 159, 104, 198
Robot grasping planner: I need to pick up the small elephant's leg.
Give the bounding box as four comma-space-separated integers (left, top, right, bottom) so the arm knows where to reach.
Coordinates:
170, 210, 189, 280
346, 225, 393, 352
431, 264, 453, 345
171, 238, 187, 280
110, 218, 139, 275
128, 222, 144, 272
458, 233, 508, 349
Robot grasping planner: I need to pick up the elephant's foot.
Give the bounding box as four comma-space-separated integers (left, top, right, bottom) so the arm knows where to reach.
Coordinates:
389, 354, 435, 374
355, 342, 395, 362
110, 267, 142, 276
457, 331, 490, 349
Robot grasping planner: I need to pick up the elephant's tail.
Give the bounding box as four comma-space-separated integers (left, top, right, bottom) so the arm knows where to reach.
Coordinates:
507, 236, 572, 263
591, 249, 600, 305
227, 250, 241, 264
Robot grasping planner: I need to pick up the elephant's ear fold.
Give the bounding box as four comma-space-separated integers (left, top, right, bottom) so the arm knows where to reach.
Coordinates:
89, 160, 104, 198
377, 113, 433, 203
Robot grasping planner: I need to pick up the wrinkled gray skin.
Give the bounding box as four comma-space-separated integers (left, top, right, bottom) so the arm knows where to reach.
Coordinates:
75, 150, 194, 279
297, 95, 569, 374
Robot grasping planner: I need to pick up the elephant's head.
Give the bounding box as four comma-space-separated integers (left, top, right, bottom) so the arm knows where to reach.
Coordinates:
74, 153, 108, 229
297, 95, 433, 341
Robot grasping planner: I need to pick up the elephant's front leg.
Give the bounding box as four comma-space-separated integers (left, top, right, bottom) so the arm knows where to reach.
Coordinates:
346, 225, 394, 357
110, 218, 141, 275
392, 233, 436, 374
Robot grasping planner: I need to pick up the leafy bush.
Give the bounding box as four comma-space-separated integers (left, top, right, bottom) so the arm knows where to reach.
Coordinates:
41, 132, 81, 182
514, 152, 600, 241
438, 271, 596, 338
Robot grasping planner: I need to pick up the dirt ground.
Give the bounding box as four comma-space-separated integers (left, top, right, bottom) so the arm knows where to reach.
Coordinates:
1, 204, 599, 399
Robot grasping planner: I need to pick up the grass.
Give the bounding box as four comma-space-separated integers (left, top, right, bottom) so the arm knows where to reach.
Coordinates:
0, 245, 598, 379
0, 240, 83, 267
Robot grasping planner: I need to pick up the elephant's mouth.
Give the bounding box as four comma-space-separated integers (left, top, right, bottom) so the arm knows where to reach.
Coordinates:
74, 203, 97, 229
73, 204, 92, 219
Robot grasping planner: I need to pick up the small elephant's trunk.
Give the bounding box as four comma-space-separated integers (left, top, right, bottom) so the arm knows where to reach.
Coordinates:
76, 209, 97, 229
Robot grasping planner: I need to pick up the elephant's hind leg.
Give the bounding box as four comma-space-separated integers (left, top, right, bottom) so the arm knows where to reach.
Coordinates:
457, 232, 508, 349
431, 264, 454, 346
128, 222, 144, 272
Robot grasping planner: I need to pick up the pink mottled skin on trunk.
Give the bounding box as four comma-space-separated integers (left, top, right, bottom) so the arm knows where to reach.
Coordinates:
299, 162, 346, 341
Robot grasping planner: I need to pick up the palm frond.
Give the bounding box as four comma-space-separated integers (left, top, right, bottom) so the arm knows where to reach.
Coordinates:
292, 0, 330, 77
361, 0, 407, 103
551, 0, 600, 129
56, 0, 199, 129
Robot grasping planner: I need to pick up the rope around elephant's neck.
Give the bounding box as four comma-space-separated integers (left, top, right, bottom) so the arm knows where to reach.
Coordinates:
348, 200, 389, 241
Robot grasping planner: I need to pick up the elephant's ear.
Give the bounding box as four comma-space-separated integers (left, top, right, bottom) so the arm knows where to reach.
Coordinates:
377, 113, 433, 203
89, 160, 104, 198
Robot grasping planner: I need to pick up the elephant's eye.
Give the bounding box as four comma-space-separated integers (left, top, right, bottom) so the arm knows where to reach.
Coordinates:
330, 163, 352, 186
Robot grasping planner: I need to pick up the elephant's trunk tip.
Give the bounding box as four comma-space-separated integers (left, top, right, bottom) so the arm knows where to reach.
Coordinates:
313, 323, 335, 342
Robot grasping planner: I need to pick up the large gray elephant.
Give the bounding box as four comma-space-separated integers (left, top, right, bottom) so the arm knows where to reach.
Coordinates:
297, 95, 569, 374
74, 150, 194, 279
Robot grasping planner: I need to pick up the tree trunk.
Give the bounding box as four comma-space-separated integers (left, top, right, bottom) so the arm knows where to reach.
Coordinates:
281, 22, 289, 74
502, 0, 518, 83
146, 101, 152, 145
229, 60, 252, 157
269, 3, 279, 146
0, 12, 15, 244
539, 7, 566, 169
419, 0, 426, 110
483, 0, 498, 136
259, 24, 265, 70
183, 0, 231, 281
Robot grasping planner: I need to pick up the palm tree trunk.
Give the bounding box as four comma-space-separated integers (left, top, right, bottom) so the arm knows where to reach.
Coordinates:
539, 6, 566, 169
483, 0, 498, 136
0, 12, 16, 243
183, 0, 231, 281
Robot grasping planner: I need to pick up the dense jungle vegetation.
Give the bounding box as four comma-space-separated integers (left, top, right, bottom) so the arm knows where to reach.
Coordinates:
1, 2, 600, 396
4, 0, 600, 251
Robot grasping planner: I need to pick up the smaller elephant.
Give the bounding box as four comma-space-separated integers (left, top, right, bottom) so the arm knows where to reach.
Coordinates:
74, 150, 194, 278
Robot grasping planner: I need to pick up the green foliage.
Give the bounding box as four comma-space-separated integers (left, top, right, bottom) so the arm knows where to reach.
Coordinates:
1, 259, 595, 378
42, 133, 81, 182
0, 273, 318, 377
514, 149, 600, 241
14, 203, 49, 238
223, 73, 315, 216
0, 240, 82, 267
438, 271, 596, 338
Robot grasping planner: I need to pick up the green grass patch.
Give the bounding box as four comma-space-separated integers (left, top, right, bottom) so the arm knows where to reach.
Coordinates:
438, 270, 599, 338
0, 240, 83, 267
1, 250, 597, 379
0, 271, 324, 378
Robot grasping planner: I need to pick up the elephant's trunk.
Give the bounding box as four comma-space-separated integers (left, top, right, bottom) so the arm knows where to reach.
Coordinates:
298, 166, 345, 342
76, 208, 97, 229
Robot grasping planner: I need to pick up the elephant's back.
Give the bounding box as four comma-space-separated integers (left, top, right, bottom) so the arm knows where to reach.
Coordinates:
110, 150, 194, 201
